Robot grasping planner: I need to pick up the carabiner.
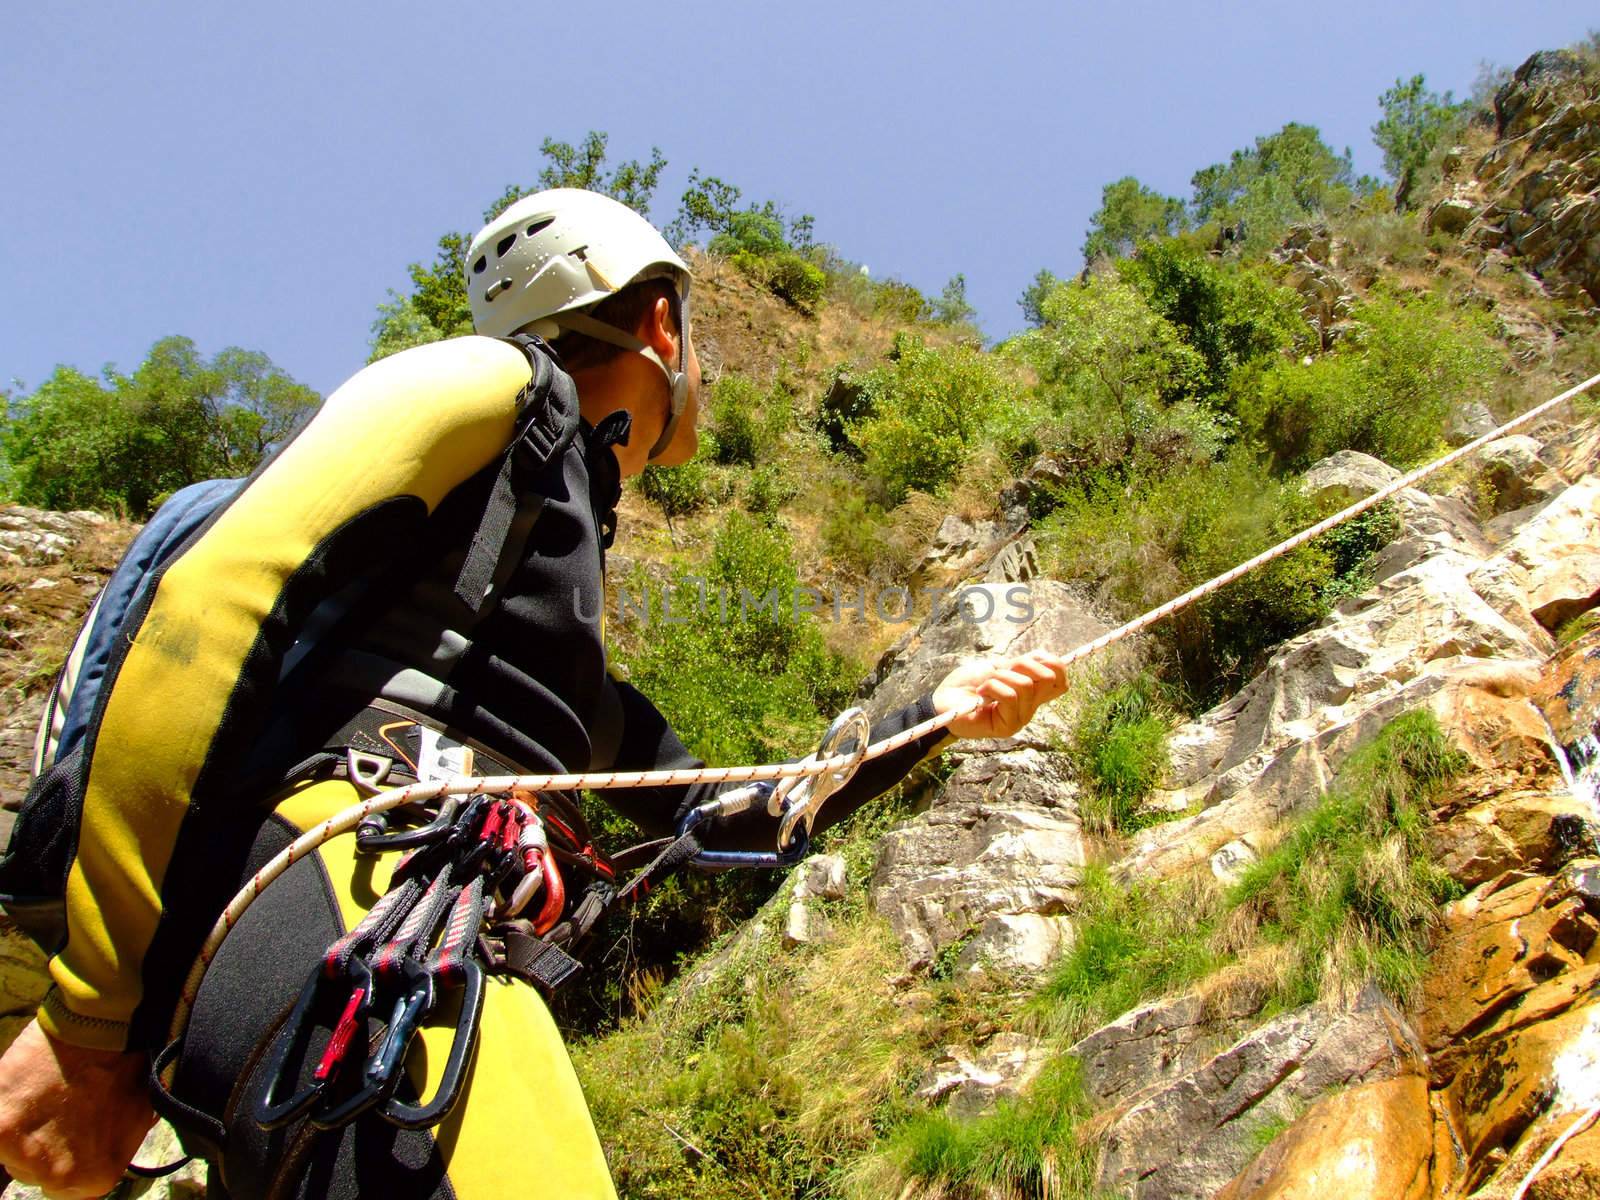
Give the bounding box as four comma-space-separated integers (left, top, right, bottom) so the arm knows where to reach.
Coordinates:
255, 957, 374, 1131
356, 798, 465, 853
676, 783, 810, 867
380, 960, 485, 1130
311, 959, 435, 1130
771, 707, 871, 852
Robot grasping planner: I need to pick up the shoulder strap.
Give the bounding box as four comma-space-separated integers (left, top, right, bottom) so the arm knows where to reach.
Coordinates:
452, 335, 582, 613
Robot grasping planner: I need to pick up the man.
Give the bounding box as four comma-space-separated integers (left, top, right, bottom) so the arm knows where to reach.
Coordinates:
0, 189, 1068, 1197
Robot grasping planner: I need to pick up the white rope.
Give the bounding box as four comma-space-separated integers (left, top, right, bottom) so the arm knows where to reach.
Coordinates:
1510, 1102, 1600, 1200
167, 370, 1600, 1050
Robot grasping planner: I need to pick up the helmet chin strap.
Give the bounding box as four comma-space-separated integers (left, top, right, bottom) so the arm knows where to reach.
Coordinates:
555, 300, 689, 462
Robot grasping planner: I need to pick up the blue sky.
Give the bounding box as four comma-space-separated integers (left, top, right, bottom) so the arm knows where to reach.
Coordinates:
2, 2, 1593, 400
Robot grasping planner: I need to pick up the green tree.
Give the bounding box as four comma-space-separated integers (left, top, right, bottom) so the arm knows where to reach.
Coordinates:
847, 335, 1019, 504
2, 338, 318, 515
1018, 268, 1062, 328
1011, 276, 1208, 466
1118, 242, 1307, 403
1372, 75, 1468, 206
1191, 123, 1369, 246
1083, 177, 1188, 263
931, 274, 976, 325
482, 131, 668, 221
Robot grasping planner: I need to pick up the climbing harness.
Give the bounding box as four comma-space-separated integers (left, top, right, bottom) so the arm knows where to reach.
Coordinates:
161, 370, 1600, 1131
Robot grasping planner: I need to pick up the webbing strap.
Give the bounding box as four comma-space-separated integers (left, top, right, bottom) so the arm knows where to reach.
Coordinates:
320, 876, 422, 978
454, 334, 582, 612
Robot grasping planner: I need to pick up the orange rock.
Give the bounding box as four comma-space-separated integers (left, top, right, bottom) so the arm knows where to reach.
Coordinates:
1218, 1075, 1433, 1200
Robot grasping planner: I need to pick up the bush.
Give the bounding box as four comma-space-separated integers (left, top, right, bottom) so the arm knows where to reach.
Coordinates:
743, 463, 796, 515
1070, 674, 1173, 832
846, 335, 1021, 505
766, 252, 827, 314
638, 458, 715, 518
1038, 453, 1335, 701
1005, 275, 1221, 474
1238, 287, 1502, 471
1118, 243, 1308, 404
705, 374, 765, 467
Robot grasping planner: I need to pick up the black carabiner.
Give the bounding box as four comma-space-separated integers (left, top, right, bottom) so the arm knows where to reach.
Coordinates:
356, 798, 465, 852
380, 960, 485, 1130
255, 958, 374, 1131
310, 959, 434, 1130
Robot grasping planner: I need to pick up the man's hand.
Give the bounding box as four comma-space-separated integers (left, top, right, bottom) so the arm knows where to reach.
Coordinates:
933, 649, 1070, 740
0, 1018, 154, 1199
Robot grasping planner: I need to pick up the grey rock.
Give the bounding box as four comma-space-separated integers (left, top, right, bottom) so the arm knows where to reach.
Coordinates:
1072, 987, 1264, 1108
1209, 838, 1260, 886
1425, 196, 1478, 237
783, 901, 832, 947
1299, 451, 1400, 508
1096, 988, 1424, 1199
917, 1032, 1052, 1119
1472, 434, 1563, 514
871, 750, 1084, 970
1447, 402, 1500, 447
793, 854, 847, 902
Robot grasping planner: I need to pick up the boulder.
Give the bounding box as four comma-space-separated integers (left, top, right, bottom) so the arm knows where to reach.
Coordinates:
916, 1032, 1052, 1119
1447, 401, 1499, 447
1096, 987, 1425, 1200
1474, 434, 1564, 513
1425, 196, 1478, 237
1299, 450, 1399, 508
793, 854, 847, 902
1216, 1075, 1433, 1200
870, 750, 1084, 971
0, 507, 106, 567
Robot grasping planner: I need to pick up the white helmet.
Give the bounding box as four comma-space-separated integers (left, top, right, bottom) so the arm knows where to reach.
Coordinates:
467, 188, 692, 460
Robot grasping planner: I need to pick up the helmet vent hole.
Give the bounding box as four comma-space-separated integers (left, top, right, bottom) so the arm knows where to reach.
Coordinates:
472, 255, 487, 275
525, 217, 554, 238
495, 233, 517, 258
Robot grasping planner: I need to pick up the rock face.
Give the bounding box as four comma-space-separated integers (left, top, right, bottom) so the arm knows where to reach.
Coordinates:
1118, 443, 1578, 885
871, 749, 1083, 972
1446, 51, 1600, 306
1096, 987, 1425, 1199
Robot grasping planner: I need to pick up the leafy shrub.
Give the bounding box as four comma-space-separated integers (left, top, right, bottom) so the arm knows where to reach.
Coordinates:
1118, 242, 1308, 404
1238, 287, 1502, 470
1038, 453, 1334, 700
819, 490, 891, 577
638, 458, 715, 518
706, 374, 765, 467
3, 338, 318, 517
1006, 275, 1223, 474
743, 463, 796, 515
846, 334, 1021, 504
765, 252, 827, 314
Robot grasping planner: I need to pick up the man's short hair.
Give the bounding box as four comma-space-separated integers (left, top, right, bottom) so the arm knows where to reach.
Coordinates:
556, 278, 681, 371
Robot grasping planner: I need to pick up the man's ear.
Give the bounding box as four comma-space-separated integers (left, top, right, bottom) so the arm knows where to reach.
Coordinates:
638, 295, 680, 364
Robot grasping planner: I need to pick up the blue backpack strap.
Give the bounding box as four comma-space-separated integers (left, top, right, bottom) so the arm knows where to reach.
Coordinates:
50, 479, 245, 766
